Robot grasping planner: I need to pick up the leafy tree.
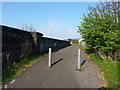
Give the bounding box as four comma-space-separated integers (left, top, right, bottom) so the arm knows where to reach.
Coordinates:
77, 1, 120, 60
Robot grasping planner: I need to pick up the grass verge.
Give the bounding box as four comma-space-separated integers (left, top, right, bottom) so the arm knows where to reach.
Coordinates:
2, 53, 44, 85
2, 46, 69, 85
90, 53, 120, 88
79, 45, 120, 88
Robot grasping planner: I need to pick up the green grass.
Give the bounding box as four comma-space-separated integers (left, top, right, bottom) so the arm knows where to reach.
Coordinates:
2, 46, 67, 85
78, 65, 85, 71
2, 53, 43, 84
89, 53, 120, 88
79, 45, 120, 88
72, 40, 78, 45
79, 44, 86, 50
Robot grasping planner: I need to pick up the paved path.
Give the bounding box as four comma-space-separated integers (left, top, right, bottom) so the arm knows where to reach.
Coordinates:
5, 45, 105, 88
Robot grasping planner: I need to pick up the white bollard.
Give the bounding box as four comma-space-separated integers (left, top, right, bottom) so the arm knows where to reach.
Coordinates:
48, 48, 52, 68
78, 49, 81, 70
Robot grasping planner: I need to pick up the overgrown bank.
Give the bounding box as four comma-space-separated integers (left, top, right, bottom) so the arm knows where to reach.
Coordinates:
79, 44, 120, 88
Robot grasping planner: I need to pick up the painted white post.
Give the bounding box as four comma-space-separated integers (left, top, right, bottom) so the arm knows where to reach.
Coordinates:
78, 49, 81, 70
48, 48, 52, 67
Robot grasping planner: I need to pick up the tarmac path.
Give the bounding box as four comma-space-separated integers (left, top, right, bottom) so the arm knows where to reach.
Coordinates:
5, 45, 105, 88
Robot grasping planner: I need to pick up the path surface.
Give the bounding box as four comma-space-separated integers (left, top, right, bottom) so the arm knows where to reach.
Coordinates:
5, 45, 105, 88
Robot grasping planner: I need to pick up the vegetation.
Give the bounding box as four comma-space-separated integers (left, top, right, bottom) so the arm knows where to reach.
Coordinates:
77, 1, 120, 88
71, 39, 78, 45
78, 66, 85, 71
2, 46, 67, 85
77, 2, 120, 61
18, 24, 36, 32
2, 53, 43, 84
80, 44, 120, 88
90, 53, 120, 88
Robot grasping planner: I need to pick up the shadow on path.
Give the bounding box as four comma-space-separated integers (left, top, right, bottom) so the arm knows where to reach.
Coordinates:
81, 60, 86, 66
52, 58, 64, 67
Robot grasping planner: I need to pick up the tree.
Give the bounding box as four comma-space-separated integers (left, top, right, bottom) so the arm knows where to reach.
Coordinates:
77, 1, 120, 60
18, 24, 36, 32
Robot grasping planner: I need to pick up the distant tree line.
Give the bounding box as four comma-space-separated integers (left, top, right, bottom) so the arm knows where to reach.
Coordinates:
77, 1, 120, 61
71, 39, 78, 45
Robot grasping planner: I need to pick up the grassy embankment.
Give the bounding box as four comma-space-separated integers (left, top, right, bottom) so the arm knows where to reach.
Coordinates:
79, 44, 120, 88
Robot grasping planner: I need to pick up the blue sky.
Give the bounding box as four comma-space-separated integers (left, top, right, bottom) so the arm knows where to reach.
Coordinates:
2, 2, 97, 39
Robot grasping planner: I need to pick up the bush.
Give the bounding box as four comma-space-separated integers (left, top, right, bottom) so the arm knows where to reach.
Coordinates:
85, 47, 94, 54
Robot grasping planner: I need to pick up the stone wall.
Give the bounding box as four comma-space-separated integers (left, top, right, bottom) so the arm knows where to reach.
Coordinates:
1, 25, 70, 68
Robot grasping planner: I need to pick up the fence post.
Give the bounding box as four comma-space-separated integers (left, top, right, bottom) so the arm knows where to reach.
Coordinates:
77, 49, 81, 70
48, 48, 52, 68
